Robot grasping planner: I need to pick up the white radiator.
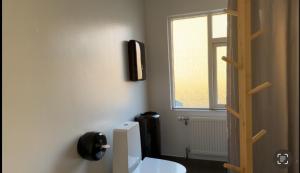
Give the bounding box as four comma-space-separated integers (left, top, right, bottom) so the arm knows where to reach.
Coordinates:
188, 117, 228, 158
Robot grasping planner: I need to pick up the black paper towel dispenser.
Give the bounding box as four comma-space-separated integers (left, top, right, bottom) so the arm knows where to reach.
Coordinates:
77, 132, 110, 161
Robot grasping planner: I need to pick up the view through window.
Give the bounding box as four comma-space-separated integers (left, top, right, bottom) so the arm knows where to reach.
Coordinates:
170, 12, 227, 109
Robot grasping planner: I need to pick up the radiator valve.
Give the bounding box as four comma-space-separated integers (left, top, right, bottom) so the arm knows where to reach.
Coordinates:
177, 116, 189, 125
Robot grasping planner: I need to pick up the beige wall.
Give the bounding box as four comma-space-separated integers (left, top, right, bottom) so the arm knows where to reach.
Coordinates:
144, 0, 227, 158
3, 0, 147, 173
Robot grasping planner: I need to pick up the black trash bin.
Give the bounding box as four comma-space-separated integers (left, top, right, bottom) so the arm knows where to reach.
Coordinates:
135, 111, 161, 159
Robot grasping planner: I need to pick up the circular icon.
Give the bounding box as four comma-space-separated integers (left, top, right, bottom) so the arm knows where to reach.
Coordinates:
273, 149, 292, 168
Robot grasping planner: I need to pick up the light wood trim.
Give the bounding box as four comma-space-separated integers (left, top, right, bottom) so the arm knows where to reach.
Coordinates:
251, 29, 264, 40
224, 163, 242, 172
225, 105, 240, 119
221, 56, 240, 68
248, 82, 272, 95
237, 0, 253, 172
252, 129, 267, 144
224, 9, 238, 16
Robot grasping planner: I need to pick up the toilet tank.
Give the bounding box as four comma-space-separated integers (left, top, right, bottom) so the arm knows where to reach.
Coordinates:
113, 122, 142, 173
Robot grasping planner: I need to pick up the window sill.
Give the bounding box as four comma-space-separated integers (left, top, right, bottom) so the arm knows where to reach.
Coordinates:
171, 108, 226, 112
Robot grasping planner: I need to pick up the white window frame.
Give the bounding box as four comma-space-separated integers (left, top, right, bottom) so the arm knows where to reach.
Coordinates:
167, 9, 227, 111
211, 41, 227, 109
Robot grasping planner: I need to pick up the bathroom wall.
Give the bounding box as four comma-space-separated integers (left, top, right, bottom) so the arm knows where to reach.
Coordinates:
144, 0, 228, 158
3, 0, 147, 173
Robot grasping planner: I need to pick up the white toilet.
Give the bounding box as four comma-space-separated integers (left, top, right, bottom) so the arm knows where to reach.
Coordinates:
113, 121, 186, 173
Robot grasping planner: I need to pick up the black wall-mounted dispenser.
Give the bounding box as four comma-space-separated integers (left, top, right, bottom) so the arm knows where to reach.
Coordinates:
128, 40, 146, 81
77, 132, 110, 161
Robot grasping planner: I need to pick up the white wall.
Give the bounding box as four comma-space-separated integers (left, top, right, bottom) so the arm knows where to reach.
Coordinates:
144, 0, 228, 158
3, 0, 147, 173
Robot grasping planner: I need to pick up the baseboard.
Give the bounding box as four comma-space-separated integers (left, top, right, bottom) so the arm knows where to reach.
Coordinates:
189, 153, 228, 162
161, 153, 228, 162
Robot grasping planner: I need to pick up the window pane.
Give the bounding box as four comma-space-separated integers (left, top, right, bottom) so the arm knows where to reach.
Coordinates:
216, 45, 227, 105
212, 14, 227, 38
172, 16, 209, 108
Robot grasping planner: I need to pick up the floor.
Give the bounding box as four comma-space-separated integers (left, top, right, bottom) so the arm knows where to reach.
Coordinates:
160, 156, 227, 173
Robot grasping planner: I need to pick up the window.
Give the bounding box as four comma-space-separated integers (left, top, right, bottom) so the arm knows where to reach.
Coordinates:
169, 11, 227, 110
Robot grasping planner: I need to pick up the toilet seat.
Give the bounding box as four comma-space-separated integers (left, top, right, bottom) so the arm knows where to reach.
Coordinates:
132, 157, 186, 173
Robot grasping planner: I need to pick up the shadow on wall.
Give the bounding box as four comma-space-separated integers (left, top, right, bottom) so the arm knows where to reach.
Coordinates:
52, 136, 85, 173
53, 134, 113, 173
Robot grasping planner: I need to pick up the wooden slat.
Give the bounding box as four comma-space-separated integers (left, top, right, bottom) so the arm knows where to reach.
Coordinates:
224, 163, 241, 172
225, 105, 240, 119
248, 82, 272, 95
251, 29, 264, 40
252, 129, 267, 144
221, 56, 240, 68
224, 9, 238, 16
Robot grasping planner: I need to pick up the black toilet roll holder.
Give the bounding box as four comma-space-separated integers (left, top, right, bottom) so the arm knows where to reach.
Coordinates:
77, 132, 110, 161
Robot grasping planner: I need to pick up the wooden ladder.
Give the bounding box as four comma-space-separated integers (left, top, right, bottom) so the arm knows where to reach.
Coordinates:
223, 1, 271, 173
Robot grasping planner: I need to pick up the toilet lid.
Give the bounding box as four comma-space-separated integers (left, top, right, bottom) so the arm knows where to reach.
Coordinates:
132, 157, 186, 173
